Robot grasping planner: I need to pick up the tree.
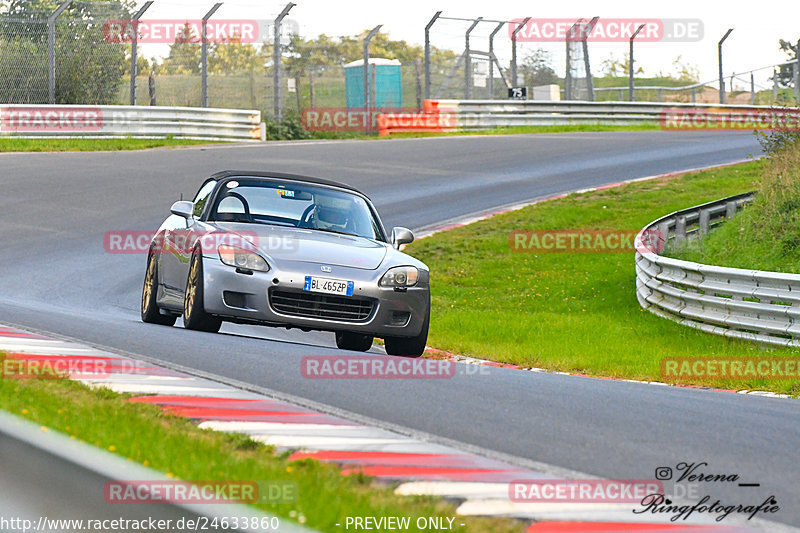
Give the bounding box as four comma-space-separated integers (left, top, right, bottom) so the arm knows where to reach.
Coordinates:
776, 39, 798, 88
519, 49, 558, 86
209, 36, 261, 74
0, 0, 134, 103
123, 52, 153, 77
670, 55, 700, 82
159, 24, 201, 74
600, 53, 642, 78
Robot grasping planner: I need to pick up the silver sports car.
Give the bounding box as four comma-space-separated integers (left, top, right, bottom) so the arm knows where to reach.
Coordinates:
140, 171, 430, 356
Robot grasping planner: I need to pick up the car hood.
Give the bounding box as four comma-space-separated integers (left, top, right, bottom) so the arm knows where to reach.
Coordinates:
209, 222, 388, 270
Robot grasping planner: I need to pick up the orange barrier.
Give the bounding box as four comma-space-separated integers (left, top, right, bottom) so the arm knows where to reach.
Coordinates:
377, 112, 456, 136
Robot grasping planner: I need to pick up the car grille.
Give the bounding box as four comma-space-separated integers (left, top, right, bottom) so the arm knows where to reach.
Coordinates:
269, 289, 375, 322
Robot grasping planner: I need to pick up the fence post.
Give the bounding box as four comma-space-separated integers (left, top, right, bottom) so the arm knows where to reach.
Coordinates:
309, 69, 316, 109
718, 28, 733, 104
674, 216, 687, 244
698, 209, 710, 235
773, 67, 778, 103
47, 1, 72, 104
149, 72, 156, 106
414, 59, 422, 110
273, 2, 295, 121
488, 21, 504, 99
201, 3, 223, 108
628, 24, 644, 101
658, 221, 670, 242
795, 40, 800, 104
129, 1, 153, 106
424, 11, 442, 101
464, 18, 482, 99
511, 18, 530, 90
362, 25, 382, 119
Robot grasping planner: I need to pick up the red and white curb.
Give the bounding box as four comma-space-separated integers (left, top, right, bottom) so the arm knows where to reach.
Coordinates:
1, 325, 779, 532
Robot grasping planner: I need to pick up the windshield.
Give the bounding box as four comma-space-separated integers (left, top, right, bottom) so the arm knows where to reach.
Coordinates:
208, 178, 384, 241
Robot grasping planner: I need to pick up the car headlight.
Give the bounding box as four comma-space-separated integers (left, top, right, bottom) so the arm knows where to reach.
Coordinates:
379, 266, 419, 287
218, 245, 270, 272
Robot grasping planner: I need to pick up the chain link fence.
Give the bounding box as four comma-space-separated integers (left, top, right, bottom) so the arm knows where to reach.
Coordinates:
0, 1, 131, 104
1, 4, 798, 120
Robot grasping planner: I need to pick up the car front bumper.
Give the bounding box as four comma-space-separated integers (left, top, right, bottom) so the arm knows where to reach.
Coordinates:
201, 256, 429, 338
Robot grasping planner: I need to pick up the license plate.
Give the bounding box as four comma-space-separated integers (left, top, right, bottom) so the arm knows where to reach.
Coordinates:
304, 276, 354, 296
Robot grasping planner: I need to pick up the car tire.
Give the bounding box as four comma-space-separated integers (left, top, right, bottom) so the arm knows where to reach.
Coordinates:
335, 331, 374, 352
183, 251, 222, 333
141, 252, 177, 326
384, 306, 429, 358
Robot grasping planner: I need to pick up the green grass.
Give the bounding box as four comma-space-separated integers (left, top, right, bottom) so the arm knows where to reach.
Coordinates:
0, 138, 222, 152
406, 161, 800, 395
667, 205, 800, 273
0, 375, 522, 533
669, 142, 800, 273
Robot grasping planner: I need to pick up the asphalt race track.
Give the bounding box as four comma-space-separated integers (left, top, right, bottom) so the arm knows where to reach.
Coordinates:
2, 131, 799, 527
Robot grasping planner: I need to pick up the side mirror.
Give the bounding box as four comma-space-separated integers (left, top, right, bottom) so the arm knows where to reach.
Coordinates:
170, 200, 194, 219
391, 227, 414, 249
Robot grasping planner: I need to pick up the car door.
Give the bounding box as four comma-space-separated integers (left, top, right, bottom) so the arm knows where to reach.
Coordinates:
158, 180, 217, 306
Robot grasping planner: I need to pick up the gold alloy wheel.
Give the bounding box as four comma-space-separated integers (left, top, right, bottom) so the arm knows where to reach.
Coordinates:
142, 255, 155, 313
185, 256, 198, 319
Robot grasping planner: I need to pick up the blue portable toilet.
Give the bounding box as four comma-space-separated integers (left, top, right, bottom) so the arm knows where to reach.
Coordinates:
344, 58, 402, 108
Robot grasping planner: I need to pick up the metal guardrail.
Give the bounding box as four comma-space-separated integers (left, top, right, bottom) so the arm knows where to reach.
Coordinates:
378, 100, 800, 134
0, 104, 264, 141
635, 192, 800, 347
423, 99, 792, 114
0, 410, 314, 533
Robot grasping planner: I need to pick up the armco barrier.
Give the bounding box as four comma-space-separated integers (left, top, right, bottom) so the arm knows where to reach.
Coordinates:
378, 100, 800, 135
634, 192, 800, 347
0, 105, 263, 141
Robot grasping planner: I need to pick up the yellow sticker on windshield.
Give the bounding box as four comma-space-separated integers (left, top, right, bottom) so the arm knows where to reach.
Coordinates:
277, 189, 295, 198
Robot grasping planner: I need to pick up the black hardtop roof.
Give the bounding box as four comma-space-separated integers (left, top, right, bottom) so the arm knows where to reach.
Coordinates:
208, 170, 366, 196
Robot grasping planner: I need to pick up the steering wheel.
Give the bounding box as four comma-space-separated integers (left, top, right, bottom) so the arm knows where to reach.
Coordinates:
221, 192, 252, 222
298, 204, 316, 228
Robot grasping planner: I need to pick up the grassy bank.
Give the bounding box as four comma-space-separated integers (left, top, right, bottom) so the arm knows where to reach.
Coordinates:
0, 138, 221, 152
669, 138, 800, 273
0, 375, 521, 533
406, 161, 799, 395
